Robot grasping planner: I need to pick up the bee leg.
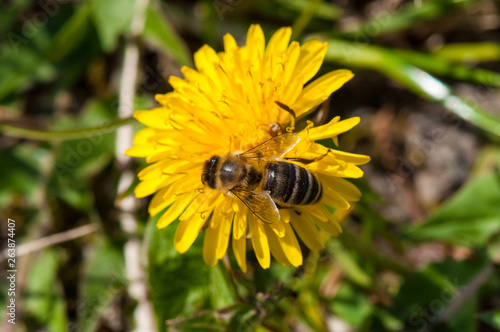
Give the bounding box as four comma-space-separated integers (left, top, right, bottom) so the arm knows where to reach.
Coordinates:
275, 101, 296, 133
285, 149, 331, 165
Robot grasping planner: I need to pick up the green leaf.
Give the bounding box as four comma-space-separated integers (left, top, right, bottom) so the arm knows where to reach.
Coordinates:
342, 0, 481, 38
480, 310, 500, 330
0, 44, 56, 100
143, 4, 192, 67
90, 0, 135, 52
24, 248, 68, 332
48, 1, 94, 61
48, 99, 117, 210
0, 144, 46, 209
0, 145, 41, 192
330, 283, 374, 328
395, 49, 500, 87
324, 40, 500, 139
374, 309, 404, 332
52, 99, 116, 177
78, 236, 126, 332
328, 242, 372, 288
209, 263, 238, 309
391, 256, 488, 331
433, 42, 500, 63
228, 304, 259, 332
0, 0, 32, 34
405, 172, 500, 246
166, 304, 249, 331
275, 0, 342, 21
147, 214, 211, 332
445, 295, 477, 332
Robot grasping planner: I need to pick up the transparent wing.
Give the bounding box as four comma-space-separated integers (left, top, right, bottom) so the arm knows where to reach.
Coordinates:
231, 188, 280, 224
239, 133, 300, 160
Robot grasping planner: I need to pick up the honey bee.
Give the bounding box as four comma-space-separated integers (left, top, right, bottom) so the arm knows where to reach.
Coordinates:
201, 133, 324, 223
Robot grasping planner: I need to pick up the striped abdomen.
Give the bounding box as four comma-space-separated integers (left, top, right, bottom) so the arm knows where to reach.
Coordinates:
262, 161, 322, 205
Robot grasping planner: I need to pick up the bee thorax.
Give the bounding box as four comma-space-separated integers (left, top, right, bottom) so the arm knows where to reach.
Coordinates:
219, 159, 245, 186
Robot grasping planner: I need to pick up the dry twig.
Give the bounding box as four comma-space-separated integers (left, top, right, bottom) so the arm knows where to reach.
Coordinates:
115, 0, 156, 330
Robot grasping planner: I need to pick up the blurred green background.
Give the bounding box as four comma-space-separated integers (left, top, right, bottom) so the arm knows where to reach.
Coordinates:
1, 0, 500, 331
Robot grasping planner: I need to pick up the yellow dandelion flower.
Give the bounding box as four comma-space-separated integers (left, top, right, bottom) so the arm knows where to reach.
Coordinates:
126, 24, 370, 272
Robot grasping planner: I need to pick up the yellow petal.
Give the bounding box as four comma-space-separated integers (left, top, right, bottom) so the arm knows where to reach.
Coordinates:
284, 41, 301, 85
279, 222, 303, 267
321, 185, 351, 210
216, 209, 233, 259
174, 211, 208, 253
329, 150, 371, 165
290, 215, 323, 251
179, 191, 221, 222
333, 164, 365, 178
125, 128, 160, 157
308, 211, 342, 236
233, 203, 248, 239
232, 235, 247, 273
267, 218, 286, 238
168, 77, 217, 114
223, 33, 238, 53
134, 178, 162, 198
246, 24, 265, 61
264, 27, 292, 59
203, 222, 219, 266
301, 205, 328, 222
133, 127, 156, 144
293, 69, 354, 117
194, 44, 219, 74
281, 71, 304, 111
317, 175, 361, 202
125, 145, 160, 158
148, 187, 171, 217
265, 226, 290, 266
248, 214, 270, 269
334, 208, 351, 224
308, 117, 360, 141
308, 162, 340, 175
167, 175, 200, 197
209, 203, 224, 230
138, 160, 187, 180
157, 191, 197, 229
280, 209, 291, 223
133, 109, 171, 129
296, 39, 328, 84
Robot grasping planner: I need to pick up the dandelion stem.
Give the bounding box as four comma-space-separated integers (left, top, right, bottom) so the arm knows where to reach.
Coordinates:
0, 116, 136, 141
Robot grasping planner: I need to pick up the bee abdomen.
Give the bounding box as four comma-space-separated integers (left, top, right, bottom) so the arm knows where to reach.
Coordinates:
263, 162, 322, 205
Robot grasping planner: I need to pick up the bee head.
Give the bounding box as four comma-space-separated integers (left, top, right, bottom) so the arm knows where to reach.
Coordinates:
201, 155, 220, 189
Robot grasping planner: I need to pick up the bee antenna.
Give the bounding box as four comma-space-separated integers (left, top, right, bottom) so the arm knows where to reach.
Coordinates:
275, 101, 296, 119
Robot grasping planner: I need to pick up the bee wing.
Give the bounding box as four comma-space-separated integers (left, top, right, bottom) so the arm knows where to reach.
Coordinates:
239, 133, 300, 160
231, 188, 280, 224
